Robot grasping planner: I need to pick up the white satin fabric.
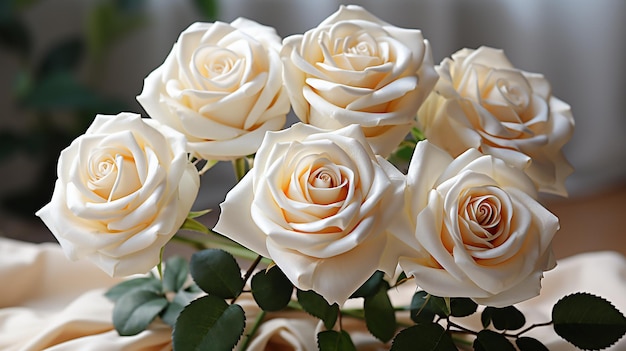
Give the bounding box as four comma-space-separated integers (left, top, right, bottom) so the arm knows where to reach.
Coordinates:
1, 237, 624, 350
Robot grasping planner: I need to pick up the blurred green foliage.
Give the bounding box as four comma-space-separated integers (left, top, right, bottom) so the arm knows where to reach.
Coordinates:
193, 0, 219, 20
0, 0, 144, 217
0, 0, 217, 218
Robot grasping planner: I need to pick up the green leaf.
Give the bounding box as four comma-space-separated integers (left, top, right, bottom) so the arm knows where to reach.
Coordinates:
104, 276, 161, 302
163, 255, 188, 293
516, 337, 549, 351
411, 127, 426, 142
296, 289, 339, 330
481, 306, 526, 331
410, 291, 436, 323
318, 330, 357, 351
410, 291, 450, 323
481, 309, 491, 329
552, 292, 626, 350
193, 0, 219, 20
187, 209, 211, 219
190, 249, 244, 299
449, 297, 478, 317
172, 295, 245, 351
161, 290, 198, 327
112, 289, 168, 336
391, 142, 416, 163
430, 296, 451, 318
251, 266, 293, 311
473, 330, 516, 351
390, 323, 457, 351
364, 283, 396, 343
180, 216, 210, 234
350, 270, 385, 298
35, 37, 84, 79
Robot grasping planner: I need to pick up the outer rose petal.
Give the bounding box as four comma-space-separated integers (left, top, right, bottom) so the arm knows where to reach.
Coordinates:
267, 231, 387, 305
215, 123, 406, 305
137, 18, 289, 161
280, 5, 437, 156
393, 141, 559, 306
36, 113, 200, 277
213, 174, 271, 258
418, 46, 574, 196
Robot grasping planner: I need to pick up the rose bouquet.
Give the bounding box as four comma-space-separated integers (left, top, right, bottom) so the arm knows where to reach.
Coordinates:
36, 5, 625, 351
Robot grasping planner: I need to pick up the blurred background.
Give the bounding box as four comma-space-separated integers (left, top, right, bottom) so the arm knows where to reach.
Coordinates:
1, 0, 624, 258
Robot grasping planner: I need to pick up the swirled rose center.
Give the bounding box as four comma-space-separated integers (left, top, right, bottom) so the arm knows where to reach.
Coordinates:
321, 29, 383, 71
346, 38, 376, 56
193, 46, 243, 90
87, 149, 141, 201
467, 195, 501, 234
310, 169, 338, 188
495, 79, 530, 113
302, 160, 348, 205
280, 155, 352, 227
457, 186, 510, 251
206, 58, 233, 76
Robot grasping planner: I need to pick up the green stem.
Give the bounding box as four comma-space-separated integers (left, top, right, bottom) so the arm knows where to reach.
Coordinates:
231, 255, 263, 305
232, 157, 248, 181
171, 234, 271, 264
170, 234, 206, 250
514, 321, 553, 338
240, 310, 267, 351
447, 320, 479, 336
449, 318, 554, 339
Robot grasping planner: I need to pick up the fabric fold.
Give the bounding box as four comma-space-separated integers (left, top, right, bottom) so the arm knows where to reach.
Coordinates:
1, 238, 624, 350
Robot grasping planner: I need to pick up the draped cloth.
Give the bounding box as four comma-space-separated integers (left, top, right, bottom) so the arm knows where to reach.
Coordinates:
0, 237, 624, 350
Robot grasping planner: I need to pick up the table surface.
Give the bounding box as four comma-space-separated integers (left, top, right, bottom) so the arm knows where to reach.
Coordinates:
545, 183, 626, 259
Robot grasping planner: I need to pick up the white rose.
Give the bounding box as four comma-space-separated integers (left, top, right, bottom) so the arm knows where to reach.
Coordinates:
281, 5, 437, 156
214, 123, 405, 304
394, 141, 559, 307
137, 18, 290, 161
417, 46, 575, 196
36, 113, 200, 276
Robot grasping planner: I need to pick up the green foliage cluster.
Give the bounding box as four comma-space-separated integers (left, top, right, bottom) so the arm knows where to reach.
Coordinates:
107, 247, 626, 351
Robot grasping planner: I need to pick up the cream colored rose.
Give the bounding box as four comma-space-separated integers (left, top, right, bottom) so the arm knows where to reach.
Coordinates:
137, 18, 290, 161
417, 46, 574, 196
214, 123, 405, 304
281, 5, 437, 157
36, 113, 200, 277
394, 141, 558, 307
